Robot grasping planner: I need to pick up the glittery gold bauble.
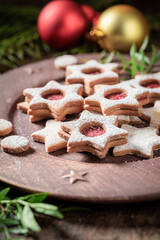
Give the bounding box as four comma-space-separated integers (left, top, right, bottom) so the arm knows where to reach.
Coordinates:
90, 4, 150, 52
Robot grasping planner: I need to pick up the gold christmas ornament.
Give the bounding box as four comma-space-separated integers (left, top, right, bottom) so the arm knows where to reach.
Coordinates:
90, 4, 150, 52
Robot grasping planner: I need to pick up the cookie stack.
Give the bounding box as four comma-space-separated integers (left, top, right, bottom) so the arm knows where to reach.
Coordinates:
65, 60, 119, 95
58, 110, 128, 159
17, 80, 84, 122
17, 56, 160, 159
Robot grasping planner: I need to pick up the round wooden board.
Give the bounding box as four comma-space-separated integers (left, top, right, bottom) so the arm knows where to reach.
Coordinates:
1, 53, 160, 203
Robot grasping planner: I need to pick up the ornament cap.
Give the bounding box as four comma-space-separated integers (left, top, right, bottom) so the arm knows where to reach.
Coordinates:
89, 28, 105, 41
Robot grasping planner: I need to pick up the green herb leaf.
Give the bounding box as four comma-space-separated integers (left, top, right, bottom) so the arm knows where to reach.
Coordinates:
60, 207, 90, 212
21, 205, 41, 232
9, 227, 28, 234
154, 51, 160, 62
0, 218, 19, 226
30, 203, 64, 219
0, 188, 10, 201
130, 43, 138, 78
139, 36, 149, 52
106, 51, 115, 63
145, 44, 156, 73
117, 52, 129, 65
0, 227, 4, 233
130, 43, 136, 56
99, 50, 106, 63
135, 52, 150, 64
18, 193, 48, 203
140, 50, 145, 72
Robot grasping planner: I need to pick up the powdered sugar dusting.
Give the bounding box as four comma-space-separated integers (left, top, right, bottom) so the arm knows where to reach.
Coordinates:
130, 72, 160, 94
23, 80, 83, 110
31, 120, 66, 152
54, 55, 78, 68
0, 119, 12, 131
85, 81, 149, 113
66, 60, 119, 86
113, 124, 160, 158
117, 115, 130, 123
61, 110, 128, 149
1, 135, 29, 149
129, 116, 142, 124
141, 102, 160, 127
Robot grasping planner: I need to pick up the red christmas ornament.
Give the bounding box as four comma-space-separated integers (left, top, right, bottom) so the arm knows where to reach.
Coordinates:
80, 4, 100, 27
37, 0, 88, 50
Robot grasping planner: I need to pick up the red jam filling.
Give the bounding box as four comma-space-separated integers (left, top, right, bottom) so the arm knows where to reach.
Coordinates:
43, 93, 64, 100
105, 92, 127, 100
81, 125, 106, 137
142, 82, 160, 89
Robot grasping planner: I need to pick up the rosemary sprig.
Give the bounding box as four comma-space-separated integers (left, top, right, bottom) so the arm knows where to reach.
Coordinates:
0, 187, 89, 239
99, 36, 160, 78
0, 187, 63, 239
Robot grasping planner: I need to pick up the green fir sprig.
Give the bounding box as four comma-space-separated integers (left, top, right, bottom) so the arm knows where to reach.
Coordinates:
0, 5, 51, 73
99, 36, 160, 78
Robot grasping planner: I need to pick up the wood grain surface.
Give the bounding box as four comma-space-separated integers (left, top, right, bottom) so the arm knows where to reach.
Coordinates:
1, 53, 160, 203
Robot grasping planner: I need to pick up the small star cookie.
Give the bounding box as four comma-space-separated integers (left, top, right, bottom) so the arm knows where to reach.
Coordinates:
59, 110, 128, 158
65, 60, 119, 95
113, 124, 160, 158
31, 120, 67, 152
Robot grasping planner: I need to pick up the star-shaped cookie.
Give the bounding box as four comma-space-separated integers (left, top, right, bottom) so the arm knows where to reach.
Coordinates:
140, 101, 160, 127
84, 81, 149, 116
130, 72, 160, 102
31, 120, 67, 152
113, 124, 160, 158
65, 60, 119, 95
23, 80, 84, 121
59, 110, 128, 158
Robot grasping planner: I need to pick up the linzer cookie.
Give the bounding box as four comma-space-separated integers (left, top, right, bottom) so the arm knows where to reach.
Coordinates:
54, 55, 78, 70
1, 135, 29, 154
130, 72, 160, 102
84, 81, 149, 116
140, 101, 160, 127
58, 110, 128, 158
20, 80, 84, 121
113, 124, 160, 158
31, 120, 67, 152
0, 119, 12, 136
65, 60, 119, 95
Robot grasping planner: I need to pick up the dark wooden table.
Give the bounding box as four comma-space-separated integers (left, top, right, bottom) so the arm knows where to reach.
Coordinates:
1, 182, 160, 240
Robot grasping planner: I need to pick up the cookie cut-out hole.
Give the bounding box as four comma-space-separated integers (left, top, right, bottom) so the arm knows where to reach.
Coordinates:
81, 124, 106, 137
105, 91, 127, 100
141, 79, 160, 89
42, 91, 64, 100
82, 68, 102, 75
